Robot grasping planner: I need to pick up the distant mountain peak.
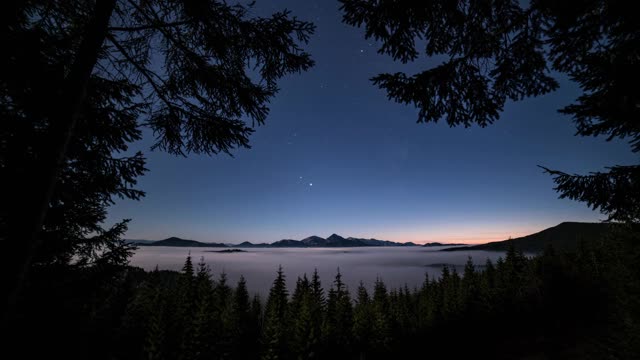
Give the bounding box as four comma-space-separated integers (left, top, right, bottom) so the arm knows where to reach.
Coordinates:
142, 237, 227, 248
301, 235, 326, 245
164, 236, 185, 241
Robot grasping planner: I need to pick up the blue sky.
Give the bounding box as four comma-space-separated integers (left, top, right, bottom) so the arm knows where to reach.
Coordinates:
106, 1, 636, 244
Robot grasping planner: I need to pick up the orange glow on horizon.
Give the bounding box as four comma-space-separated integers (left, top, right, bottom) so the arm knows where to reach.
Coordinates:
410, 231, 534, 245
376, 224, 549, 245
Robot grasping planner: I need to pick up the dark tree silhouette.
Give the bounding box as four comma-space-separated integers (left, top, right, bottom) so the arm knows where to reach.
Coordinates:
261, 266, 290, 360
339, 0, 639, 223
1, 0, 314, 316
323, 270, 353, 357
23, 249, 637, 359
233, 276, 258, 359
353, 281, 373, 358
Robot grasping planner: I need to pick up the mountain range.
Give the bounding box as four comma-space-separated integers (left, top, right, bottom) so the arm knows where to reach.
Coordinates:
255, 234, 419, 247
126, 222, 616, 253
128, 233, 427, 248
126, 222, 621, 251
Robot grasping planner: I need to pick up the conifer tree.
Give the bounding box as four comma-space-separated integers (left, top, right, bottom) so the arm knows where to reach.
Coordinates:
189, 258, 215, 360
495, 257, 506, 289
251, 294, 264, 335
290, 275, 311, 317
323, 270, 353, 357
178, 254, 196, 315
182, 254, 195, 285
439, 265, 457, 319
119, 270, 162, 354
389, 285, 415, 343
306, 268, 326, 357
462, 257, 481, 316
233, 276, 250, 316
232, 275, 254, 359
339, 0, 640, 223
371, 277, 392, 352
261, 266, 289, 360
417, 274, 435, 331
195, 258, 212, 290
353, 281, 374, 358
484, 259, 496, 289
481, 259, 497, 314
213, 271, 234, 359
504, 243, 528, 300
289, 275, 315, 358
310, 269, 326, 309
178, 255, 198, 360
449, 267, 462, 317
143, 288, 167, 360
1, 0, 316, 313
249, 292, 264, 359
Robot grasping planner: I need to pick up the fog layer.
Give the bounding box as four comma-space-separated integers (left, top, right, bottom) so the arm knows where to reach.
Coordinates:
130, 247, 508, 296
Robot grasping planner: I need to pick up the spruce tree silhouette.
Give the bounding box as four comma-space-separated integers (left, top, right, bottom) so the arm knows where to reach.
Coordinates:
262, 265, 290, 360
339, 0, 639, 223
0, 0, 314, 318
52, 252, 635, 359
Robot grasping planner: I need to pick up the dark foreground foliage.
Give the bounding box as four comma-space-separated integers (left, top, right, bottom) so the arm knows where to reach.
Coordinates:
339, 0, 640, 223
8, 226, 640, 360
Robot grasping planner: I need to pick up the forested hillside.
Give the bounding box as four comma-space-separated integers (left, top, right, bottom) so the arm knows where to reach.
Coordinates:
13, 227, 640, 359
445, 222, 621, 253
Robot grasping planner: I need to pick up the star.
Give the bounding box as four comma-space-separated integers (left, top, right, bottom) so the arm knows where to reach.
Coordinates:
309, 183, 313, 187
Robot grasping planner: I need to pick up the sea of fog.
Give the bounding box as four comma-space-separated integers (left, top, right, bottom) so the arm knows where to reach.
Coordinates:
129, 246, 508, 296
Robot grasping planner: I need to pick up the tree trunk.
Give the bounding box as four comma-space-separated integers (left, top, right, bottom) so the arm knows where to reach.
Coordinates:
3, 0, 117, 322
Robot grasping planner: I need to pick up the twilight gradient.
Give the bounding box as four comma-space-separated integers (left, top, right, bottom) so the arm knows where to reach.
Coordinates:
106, 1, 636, 245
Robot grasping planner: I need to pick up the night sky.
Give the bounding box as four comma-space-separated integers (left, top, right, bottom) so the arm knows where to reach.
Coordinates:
106, 1, 636, 244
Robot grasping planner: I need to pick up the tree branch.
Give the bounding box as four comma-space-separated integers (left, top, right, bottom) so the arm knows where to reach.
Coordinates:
106, 34, 181, 122
108, 20, 190, 32
125, 0, 191, 54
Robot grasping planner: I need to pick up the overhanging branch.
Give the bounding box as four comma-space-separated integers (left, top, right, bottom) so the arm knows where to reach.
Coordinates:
108, 20, 190, 32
